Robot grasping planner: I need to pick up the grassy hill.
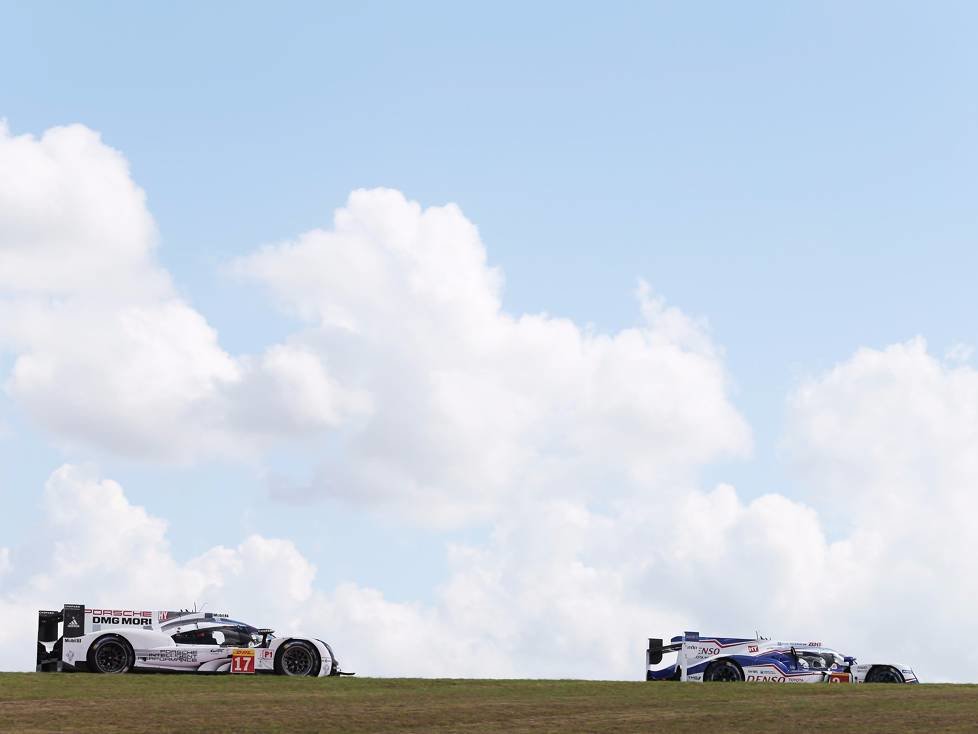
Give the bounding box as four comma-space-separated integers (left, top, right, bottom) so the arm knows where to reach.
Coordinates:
2, 673, 976, 732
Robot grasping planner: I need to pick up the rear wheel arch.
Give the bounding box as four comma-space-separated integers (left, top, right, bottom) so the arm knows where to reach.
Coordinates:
87, 634, 135, 674
703, 657, 744, 682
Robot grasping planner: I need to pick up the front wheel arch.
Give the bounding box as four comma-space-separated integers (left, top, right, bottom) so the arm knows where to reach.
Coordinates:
274, 639, 321, 677
865, 665, 905, 683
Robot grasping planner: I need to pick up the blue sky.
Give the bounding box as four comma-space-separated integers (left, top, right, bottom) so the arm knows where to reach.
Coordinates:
2, 2, 978, 678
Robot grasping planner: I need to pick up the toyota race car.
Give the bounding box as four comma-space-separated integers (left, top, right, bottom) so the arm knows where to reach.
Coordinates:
646, 631, 917, 684
36, 603, 352, 676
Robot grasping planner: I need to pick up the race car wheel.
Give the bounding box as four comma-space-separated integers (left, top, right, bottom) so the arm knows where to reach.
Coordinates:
88, 635, 134, 674
865, 665, 904, 683
276, 640, 319, 677
703, 659, 744, 682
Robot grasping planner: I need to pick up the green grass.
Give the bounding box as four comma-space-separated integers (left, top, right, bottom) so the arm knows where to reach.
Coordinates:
1, 674, 976, 733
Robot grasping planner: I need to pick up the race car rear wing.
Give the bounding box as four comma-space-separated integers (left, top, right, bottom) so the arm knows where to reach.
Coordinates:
36, 604, 84, 672
646, 637, 684, 680
36, 609, 62, 671
647, 638, 683, 664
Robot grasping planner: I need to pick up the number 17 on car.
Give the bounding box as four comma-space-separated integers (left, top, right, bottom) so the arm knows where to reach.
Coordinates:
231, 649, 255, 674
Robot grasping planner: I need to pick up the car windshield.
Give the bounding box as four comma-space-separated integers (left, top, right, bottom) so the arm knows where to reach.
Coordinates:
213, 620, 275, 647
797, 650, 843, 669
172, 623, 261, 647
253, 631, 275, 647
214, 626, 255, 647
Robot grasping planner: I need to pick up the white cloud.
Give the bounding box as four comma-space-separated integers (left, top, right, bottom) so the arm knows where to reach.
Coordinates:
3, 300, 242, 459
0, 467, 748, 677
783, 338, 978, 678
1, 124, 748, 510
0, 465, 320, 667
233, 188, 751, 521
321, 337, 978, 681
1, 461, 963, 681
0, 123, 765, 677
3, 122, 970, 682
226, 343, 370, 437
0, 123, 361, 461
0, 121, 166, 301
787, 338, 978, 516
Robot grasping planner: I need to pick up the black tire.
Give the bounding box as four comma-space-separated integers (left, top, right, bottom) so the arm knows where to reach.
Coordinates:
87, 635, 134, 674
275, 640, 320, 677
865, 665, 904, 683
703, 659, 744, 682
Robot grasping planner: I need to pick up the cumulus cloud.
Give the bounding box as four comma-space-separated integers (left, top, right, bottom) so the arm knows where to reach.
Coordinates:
233, 188, 751, 520
1, 460, 963, 681
0, 121, 765, 677
3, 121, 969, 682
783, 338, 978, 678
1, 123, 750, 520
0, 465, 319, 666
0, 467, 784, 677
319, 337, 978, 681
0, 125, 750, 521
0, 121, 165, 300
788, 338, 978, 515
0, 123, 361, 460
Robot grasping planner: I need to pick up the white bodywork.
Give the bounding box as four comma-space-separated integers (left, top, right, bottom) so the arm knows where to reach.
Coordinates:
648, 632, 917, 684
52, 606, 341, 676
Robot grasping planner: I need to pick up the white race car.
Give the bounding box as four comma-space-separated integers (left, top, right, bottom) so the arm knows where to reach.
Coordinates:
646, 631, 917, 684
37, 603, 352, 677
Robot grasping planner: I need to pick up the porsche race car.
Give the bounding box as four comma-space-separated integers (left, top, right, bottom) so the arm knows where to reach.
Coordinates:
36, 603, 351, 676
646, 631, 917, 684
